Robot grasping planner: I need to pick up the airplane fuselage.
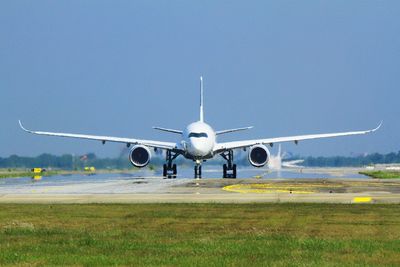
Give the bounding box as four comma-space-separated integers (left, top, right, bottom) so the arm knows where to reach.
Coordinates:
182, 121, 216, 160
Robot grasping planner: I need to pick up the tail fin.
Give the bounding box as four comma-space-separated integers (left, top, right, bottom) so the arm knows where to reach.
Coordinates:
200, 76, 204, 122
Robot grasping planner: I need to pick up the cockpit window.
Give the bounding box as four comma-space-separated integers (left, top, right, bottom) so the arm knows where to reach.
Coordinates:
188, 132, 208, 138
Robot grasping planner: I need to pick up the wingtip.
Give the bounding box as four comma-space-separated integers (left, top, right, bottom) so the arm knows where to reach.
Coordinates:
372, 121, 383, 132
18, 120, 29, 132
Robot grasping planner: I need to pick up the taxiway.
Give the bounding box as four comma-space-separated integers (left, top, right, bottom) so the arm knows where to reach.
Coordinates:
0, 167, 399, 204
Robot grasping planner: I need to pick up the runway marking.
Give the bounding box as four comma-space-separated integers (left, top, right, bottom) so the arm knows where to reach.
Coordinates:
223, 184, 315, 194
353, 197, 372, 203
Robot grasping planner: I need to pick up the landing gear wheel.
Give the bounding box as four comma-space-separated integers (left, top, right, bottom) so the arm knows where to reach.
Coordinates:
223, 164, 227, 178
163, 164, 167, 177
221, 150, 237, 179
173, 164, 177, 175
165, 164, 177, 179
163, 151, 179, 179
194, 165, 202, 179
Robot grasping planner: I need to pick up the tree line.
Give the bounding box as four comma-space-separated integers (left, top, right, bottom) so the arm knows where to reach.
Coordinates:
301, 151, 400, 167
1, 151, 400, 169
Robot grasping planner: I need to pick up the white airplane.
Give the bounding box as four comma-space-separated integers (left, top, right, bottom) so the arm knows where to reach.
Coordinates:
19, 77, 381, 178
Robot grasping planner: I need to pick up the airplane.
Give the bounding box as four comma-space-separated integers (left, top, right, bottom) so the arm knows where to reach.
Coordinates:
19, 77, 382, 178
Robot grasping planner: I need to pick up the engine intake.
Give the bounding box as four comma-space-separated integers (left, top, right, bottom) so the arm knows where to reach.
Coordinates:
129, 145, 151, 168
248, 145, 270, 167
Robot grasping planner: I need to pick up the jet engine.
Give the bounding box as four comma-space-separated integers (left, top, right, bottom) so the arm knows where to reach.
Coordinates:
129, 145, 151, 168
248, 145, 270, 167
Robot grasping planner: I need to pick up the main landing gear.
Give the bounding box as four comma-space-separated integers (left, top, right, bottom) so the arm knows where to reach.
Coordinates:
163, 150, 179, 179
220, 150, 237, 178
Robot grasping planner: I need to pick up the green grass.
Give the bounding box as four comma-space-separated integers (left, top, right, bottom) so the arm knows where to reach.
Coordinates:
1, 204, 400, 266
0, 168, 136, 179
0, 170, 62, 179
360, 170, 400, 179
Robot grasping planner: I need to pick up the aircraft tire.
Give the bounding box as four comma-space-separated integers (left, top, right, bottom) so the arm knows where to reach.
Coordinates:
223, 164, 227, 178
173, 164, 177, 175
233, 164, 237, 178
163, 164, 167, 177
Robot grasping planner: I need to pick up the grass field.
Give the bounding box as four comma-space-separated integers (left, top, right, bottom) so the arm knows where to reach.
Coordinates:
0, 168, 135, 179
0, 170, 61, 179
359, 170, 400, 179
1, 204, 400, 266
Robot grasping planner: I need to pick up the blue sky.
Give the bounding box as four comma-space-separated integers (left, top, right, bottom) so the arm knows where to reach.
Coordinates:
0, 1, 399, 157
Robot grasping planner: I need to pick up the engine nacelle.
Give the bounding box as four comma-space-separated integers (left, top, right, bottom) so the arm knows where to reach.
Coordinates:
129, 145, 151, 168
248, 145, 270, 167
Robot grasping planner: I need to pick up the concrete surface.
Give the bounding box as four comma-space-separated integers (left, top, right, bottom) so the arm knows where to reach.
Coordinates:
0, 168, 400, 204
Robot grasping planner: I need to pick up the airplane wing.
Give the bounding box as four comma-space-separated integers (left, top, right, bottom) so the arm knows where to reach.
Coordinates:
19, 121, 180, 151
213, 122, 382, 154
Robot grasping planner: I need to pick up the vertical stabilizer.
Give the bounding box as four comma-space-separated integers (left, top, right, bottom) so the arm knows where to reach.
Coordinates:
200, 76, 204, 122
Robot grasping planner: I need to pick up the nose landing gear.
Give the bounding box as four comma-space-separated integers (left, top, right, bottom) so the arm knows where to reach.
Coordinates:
194, 160, 202, 179
221, 150, 237, 178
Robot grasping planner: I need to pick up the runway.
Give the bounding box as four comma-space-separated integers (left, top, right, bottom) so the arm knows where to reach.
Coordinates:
0, 167, 399, 204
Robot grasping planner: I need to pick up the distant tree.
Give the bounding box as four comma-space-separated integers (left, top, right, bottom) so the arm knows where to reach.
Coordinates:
1, 150, 400, 169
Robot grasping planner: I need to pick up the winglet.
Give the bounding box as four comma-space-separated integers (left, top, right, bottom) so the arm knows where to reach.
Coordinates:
18, 120, 30, 132
371, 121, 383, 132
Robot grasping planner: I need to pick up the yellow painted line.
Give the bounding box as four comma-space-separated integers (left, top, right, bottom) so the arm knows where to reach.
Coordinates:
223, 184, 314, 194
353, 197, 372, 203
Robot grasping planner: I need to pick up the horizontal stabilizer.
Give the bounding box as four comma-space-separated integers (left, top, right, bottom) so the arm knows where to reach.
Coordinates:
153, 127, 183, 135
216, 126, 253, 135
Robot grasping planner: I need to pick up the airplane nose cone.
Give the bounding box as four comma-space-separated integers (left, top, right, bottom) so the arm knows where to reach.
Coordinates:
189, 139, 209, 156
